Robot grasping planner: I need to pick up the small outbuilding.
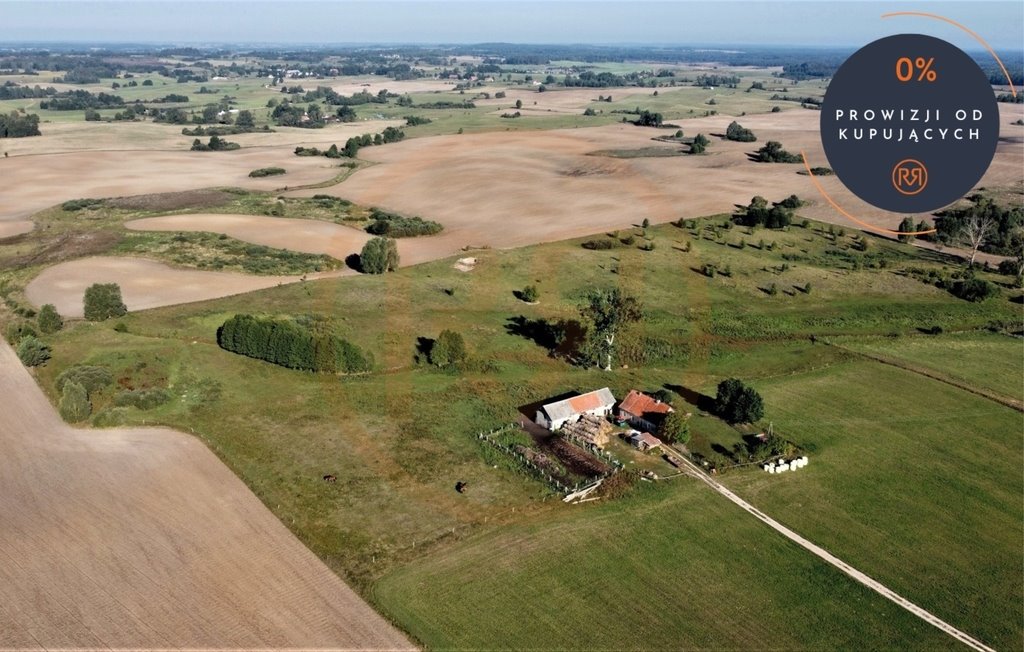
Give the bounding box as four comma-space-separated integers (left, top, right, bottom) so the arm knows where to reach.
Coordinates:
627, 430, 663, 452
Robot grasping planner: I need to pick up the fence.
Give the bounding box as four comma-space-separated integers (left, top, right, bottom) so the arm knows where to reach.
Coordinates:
477, 423, 619, 495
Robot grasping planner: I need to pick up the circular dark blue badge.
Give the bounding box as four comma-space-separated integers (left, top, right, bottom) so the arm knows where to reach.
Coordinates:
820, 34, 999, 213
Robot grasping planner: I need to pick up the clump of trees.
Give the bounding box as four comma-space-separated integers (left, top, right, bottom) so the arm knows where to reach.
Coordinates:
934, 195, 1022, 260
83, 283, 127, 321
753, 140, 801, 163
365, 208, 442, 237
427, 329, 468, 368
217, 314, 373, 373
359, 236, 400, 274
715, 378, 765, 423
689, 133, 709, 154
190, 135, 240, 151
54, 365, 113, 422
634, 110, 663, 127
725, 120, 756, 142
405, 115, 432, 126
343, 126, 405, 157
0, 111, 41, 138
733, 195, 800, 228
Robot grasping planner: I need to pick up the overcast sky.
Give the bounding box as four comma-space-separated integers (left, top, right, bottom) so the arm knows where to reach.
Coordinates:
0, 1, 1021, 50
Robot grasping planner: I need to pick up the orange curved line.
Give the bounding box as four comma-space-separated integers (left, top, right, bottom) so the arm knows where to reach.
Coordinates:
881, 11, 1016, 97
800, 152, 937, 236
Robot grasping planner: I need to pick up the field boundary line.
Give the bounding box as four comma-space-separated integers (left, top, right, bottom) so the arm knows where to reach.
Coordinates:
675, 454, 996, 652
825, 340, 1023, 412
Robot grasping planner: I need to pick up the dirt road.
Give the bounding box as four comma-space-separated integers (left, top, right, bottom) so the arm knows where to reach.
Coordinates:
0, 341, 414, 650
673, 451, 995, 652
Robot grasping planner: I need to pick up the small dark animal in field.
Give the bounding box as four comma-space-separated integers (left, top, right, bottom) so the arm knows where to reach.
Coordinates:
323, 474, 337, 483
455, 481, 468, 494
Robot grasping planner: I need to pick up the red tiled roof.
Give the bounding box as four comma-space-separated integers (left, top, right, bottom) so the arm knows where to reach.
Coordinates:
567, 391, 607, 413
619, 390, 673, 418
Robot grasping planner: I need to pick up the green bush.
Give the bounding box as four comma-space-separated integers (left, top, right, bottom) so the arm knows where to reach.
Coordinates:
521, 285, 539, 302
58, 381, 91, 422
61, 198, 104, 211
113, 388, 171, 410
951, 278, 998, 302
83, 283, 127, 321
16, 335, 50, 366
37, 304, 63, 333
365, 208, 442, 238
56, 365, 113, 395
4, 321, 36, 344
248, 167, 286, 178
582, 238, 617, 250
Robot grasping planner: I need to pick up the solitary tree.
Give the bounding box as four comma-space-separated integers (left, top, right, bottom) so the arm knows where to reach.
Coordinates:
58, 381, 91, 422
515, 99, 523, 109
658, 411, 690, 445
897, 217, 917, 243
37, 304, 63, 334
579, 287, 643, 371
956, 212, 996, 266
359, 237, 399, 274
83, 283, 127, 321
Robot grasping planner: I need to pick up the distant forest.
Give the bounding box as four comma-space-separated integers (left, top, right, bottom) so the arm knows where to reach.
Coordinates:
0, 43, 1020, 86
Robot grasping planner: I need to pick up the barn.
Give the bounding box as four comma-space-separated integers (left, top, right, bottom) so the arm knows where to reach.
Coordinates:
535, 388, 616, 431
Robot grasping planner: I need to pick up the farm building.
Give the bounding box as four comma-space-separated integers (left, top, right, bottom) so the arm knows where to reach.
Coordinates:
628, 431, 663, 452
618, 390, 674, 433
535, 388, 616, 431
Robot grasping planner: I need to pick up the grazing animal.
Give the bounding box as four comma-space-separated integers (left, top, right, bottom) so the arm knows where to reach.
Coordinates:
455, 481, 467, 494
323, 474, 337, 483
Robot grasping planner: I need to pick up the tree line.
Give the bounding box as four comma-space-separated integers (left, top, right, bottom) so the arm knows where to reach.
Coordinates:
0, 111, 40, 138
217, 314, 373, 374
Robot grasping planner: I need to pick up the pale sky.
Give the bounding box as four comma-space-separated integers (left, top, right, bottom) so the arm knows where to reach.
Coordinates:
0, 1, 1021, 50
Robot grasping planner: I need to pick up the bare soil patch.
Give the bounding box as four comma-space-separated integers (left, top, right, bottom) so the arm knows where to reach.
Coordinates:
25, 256, 346, 318
0, 341, 413, 650
0, 221, 33, 239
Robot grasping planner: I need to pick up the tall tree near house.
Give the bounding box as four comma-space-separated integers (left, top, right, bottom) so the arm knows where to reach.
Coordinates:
957, 212, 997, 266
579, 288, 643, 371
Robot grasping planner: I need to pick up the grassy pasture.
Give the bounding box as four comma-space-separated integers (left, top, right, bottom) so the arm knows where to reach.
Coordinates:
375, 479, 956, 651
832, 331, 1024, 403
5, 206, 1021, 648
726, 360, 1023, 651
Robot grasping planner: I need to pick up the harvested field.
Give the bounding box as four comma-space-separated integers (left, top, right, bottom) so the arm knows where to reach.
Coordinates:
127, 213, 373, 258
313, 106, 1024, 237
25, 256, 346, 317
0, 118, 404, 223
0, 221, 33, 238
0, 341, 413, 650
331, 78, 459, 96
